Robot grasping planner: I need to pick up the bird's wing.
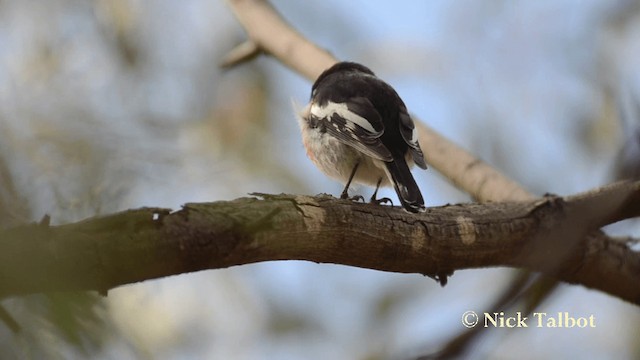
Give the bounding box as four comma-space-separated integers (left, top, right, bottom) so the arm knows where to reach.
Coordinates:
309, 97, 393, 162
399, 110, 427, 169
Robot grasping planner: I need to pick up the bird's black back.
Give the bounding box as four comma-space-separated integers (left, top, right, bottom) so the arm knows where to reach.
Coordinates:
311, 62, 410, 157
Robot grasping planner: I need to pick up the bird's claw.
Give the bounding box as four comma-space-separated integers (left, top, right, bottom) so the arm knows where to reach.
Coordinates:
340, 191, 365, 203
370, 197, 393, 206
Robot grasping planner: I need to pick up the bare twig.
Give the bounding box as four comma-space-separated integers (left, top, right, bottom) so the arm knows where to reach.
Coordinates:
220, 40, 261, 68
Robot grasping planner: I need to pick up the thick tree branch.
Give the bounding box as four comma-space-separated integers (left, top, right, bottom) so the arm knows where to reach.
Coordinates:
1, 182, 639, 303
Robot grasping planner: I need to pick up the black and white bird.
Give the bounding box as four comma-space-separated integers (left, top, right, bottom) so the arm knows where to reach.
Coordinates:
298, 61, 427, 213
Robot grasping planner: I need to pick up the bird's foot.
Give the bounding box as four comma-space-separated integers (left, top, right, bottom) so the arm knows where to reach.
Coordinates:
370, 197, 393, 206
340, 192, 365, 203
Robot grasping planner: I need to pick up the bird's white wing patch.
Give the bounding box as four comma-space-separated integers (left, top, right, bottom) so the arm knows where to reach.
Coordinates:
310, 102, 377, 133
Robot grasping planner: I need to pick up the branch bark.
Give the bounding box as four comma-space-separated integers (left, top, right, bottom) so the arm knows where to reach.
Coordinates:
1, 182, 639, 303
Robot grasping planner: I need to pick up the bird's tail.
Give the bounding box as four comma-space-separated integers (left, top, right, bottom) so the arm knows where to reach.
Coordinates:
385, 156, 426, 213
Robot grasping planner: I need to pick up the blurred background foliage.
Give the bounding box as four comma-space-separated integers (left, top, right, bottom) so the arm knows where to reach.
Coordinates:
1, 0, 640, 359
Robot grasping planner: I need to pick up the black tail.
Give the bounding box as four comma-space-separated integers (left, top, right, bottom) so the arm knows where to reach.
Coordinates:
385, 156, 425, 213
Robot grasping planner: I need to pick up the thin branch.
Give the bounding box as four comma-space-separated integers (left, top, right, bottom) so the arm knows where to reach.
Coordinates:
220, 40, 261, 68
1, 182, 639, 303
225, 0, 336, 81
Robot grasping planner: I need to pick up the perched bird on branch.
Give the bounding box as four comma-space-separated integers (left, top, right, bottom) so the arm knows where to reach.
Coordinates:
298, 62, 428, 212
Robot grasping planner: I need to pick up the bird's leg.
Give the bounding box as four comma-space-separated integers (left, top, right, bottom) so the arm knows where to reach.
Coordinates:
369, 177, 393, 205
340, 162, 364, 202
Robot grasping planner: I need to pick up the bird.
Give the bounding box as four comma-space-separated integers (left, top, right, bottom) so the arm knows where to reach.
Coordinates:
297, 61, 427, 213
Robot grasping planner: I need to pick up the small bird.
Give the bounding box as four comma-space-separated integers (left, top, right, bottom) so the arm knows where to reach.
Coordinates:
298, 61, 427, 212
